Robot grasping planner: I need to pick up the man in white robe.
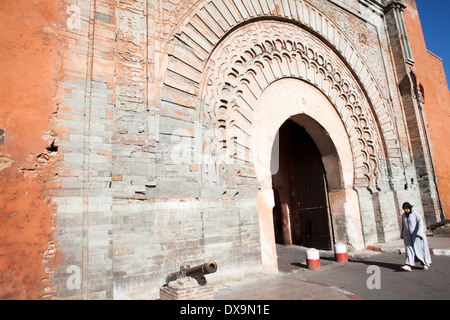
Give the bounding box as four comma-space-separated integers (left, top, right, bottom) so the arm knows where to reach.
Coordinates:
400, 202, 432, 271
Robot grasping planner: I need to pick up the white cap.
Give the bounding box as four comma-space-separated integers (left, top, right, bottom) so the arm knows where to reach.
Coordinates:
306, 248, 320, 260
334, 243, 347, 254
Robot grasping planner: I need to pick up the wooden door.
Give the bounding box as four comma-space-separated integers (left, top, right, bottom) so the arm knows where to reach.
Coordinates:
272, 120, 332, 250
295, 161, 332, 250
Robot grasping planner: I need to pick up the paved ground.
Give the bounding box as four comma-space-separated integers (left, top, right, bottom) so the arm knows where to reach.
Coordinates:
214, 234, 450, 300
214, 245, 366, 300
214, 271, 358, 300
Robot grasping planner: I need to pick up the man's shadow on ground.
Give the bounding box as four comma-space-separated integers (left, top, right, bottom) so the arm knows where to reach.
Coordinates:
288, 255, 414, 272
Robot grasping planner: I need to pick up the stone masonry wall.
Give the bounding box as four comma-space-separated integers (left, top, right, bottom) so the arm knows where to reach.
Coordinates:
403, 0, 450, 220
0, 0, 434, 300
384, 0, 443, 225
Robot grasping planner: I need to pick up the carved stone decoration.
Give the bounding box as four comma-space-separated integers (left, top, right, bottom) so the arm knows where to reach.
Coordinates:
116, 1, 147, 114
113, 0, 156, 198
199, 21, 384, 191
160, 0, 401, 193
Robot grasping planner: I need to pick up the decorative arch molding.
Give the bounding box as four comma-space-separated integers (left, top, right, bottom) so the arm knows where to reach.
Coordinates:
159, 0, 400, 191
253, 77, 365, 252
199, 21, 383, 191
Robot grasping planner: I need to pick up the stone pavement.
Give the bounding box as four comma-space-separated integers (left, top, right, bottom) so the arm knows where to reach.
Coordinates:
214, 272, 360, 300
213, 233, 450, 300
214, 245, 367, 300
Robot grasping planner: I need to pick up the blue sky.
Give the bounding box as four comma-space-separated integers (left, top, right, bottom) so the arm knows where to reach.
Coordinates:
416, 0, 450, 87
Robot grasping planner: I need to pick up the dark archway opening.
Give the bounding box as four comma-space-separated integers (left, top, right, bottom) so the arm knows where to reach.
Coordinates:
272, 119, 332, 250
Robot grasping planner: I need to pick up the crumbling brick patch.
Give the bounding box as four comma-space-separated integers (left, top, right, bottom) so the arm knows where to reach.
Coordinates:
160, 277, 214, 300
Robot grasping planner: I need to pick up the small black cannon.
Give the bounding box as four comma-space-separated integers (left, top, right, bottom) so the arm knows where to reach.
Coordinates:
165, 260, 218, 286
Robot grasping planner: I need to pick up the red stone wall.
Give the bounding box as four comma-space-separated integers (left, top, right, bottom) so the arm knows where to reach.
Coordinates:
0, 0, 64, 299
404, 0, 450, 219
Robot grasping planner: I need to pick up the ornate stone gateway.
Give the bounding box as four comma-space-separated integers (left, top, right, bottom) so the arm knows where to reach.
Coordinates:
47, 0, 442, 299
159, 14, 391, 271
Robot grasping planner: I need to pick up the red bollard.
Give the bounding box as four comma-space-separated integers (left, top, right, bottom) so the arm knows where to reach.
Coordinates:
334, 243, 348, 263
306, 248, 320, 270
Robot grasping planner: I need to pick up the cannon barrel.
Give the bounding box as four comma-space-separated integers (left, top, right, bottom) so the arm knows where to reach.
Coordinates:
165, 260, 218, 285
186, 260, 217, 277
